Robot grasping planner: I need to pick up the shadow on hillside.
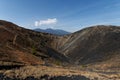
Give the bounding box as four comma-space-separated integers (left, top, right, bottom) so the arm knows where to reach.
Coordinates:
49, 75, 90, 80
0, 65, 23, 70
46, 47, 69, 62
0, 74, 90, 80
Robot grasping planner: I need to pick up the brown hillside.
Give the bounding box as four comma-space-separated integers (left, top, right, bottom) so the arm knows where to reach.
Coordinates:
58, 25, 120, 69
0, 20, 69, 66
0, 20, 120, 70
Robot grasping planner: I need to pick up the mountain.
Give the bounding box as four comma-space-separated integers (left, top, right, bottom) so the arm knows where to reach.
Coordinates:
0, 20, 120, 79
0, 20, 120, 70
0, 20, 69, 67
57, 25, 120, 69
33, 28, 70, 35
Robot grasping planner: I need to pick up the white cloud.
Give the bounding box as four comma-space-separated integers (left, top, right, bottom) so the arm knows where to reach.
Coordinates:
35, 18, 57, 26
35, 21, 39, 26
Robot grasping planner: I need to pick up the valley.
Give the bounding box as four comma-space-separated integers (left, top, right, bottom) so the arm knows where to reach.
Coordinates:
0, 20, 120, 80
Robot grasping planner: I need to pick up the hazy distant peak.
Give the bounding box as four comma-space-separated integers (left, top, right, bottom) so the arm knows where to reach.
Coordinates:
34, 28, 70, 36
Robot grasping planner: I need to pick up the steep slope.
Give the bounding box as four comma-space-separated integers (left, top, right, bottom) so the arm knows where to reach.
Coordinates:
0, 20, 69, 67
34, 28, 70, 36
58, 25, 120, 69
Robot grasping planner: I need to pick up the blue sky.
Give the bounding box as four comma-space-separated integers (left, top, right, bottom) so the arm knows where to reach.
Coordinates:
0, 0, 120, 32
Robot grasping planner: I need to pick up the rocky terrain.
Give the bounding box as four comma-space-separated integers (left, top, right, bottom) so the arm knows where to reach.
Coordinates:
0, 20, 120, 80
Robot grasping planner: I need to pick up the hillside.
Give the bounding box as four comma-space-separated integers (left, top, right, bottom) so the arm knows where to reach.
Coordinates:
0, 20, 120, 68
0, 20, 120, 79
58, 25, 120, 69
0, 20, 120, 69
0, 20, 69, 67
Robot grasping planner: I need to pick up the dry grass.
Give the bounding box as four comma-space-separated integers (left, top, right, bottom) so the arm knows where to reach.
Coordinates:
0, 65, 119, 80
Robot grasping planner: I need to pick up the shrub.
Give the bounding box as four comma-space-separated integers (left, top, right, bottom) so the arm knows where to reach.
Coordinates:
54, 60, 61, 66
32, 46, 37, 55
81, 65, 87, 68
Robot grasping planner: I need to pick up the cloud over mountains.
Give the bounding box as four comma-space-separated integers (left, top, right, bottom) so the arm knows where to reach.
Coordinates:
35, 18, 57, 26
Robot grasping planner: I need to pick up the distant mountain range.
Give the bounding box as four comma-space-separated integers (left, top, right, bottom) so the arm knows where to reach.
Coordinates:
33, 28, 70, 35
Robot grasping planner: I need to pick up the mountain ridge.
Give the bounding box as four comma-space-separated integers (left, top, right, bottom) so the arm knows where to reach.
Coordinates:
57, 25, 120, 69
34, 28, 70, 36
0, 20, 120, 70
